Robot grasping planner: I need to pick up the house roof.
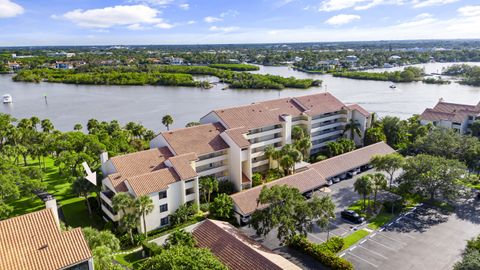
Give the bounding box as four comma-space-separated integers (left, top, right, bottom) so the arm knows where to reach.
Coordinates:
347, 104, 371, 117
0, 209, 92, 270
212, 93, 347, 131
224, 127, 250, 148
160, 123, 229, 156
230, 169, 326, 216
308, 142, 395, 180
420, 100, 480, 123
126, 168, 180, 196
231, 142, 395, 216
168, 153, 198, 180
192, 219, 301, 270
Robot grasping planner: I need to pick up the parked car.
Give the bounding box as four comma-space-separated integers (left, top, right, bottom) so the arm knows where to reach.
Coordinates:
326, 180, 333, 186
346, 171, 354, 179
303, 191, 313, 199
340, 210, 365, 224
332, 177, 341, 183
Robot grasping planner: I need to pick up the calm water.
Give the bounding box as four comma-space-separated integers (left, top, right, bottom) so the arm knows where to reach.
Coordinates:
1, 62, 479, 132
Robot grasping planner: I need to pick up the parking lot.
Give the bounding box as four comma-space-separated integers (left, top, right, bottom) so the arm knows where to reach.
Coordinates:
340, 203, 480, 269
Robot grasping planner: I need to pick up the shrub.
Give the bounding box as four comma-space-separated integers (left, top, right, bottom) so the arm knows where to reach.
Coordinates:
318, 237, 345, 253
288, 235, 353, 270
142, 241, 163, 257
200, 203, 210, 212
252, 173, 263, 187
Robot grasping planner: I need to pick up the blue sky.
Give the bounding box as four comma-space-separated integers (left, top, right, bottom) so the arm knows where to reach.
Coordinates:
0, 0, 479, 46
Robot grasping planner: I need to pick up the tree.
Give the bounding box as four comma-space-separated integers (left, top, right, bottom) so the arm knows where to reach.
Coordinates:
122, 213, 140, 245
162, 115, 174, 131
295, 137, 312, 161
209, 193, 234, 220
344, 118, 362, 142
354, 175, 373, 211
279, 155, 295, 176
370, 173, 387, 210
264, 145, 281, 169
471, 120, 480, 137
370, 153, 404, 188
199, 176, 218, 203
112, 192, 134, 216
163, 229, 196, 249
185, 121, 201, 127
139, 245, 227, 270
41, 119, 54, 133
251, 185, 335, 244
92, 246, 123, 270
73, 123, 83, 131
380, 116, 408, 148
71, 178, 96, 216
400, 154, 466, 201
82, 227, 121, 251
170, 204, 194, 225
291, 126, 305, 141
252, 172, 263, 187
454, 251, 480, 270
135, 195, 155, 237
364, 126, 386, 146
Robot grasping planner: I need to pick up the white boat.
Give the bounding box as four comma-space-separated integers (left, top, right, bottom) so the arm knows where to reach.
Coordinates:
389, 84, 396, 89
2, 94, 12, 104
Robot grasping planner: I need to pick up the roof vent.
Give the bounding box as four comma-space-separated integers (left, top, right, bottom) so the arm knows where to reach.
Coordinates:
39, 244, 48, 250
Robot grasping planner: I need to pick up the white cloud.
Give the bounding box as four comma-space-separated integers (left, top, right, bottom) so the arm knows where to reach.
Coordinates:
457, 5, 480, 17
155, 22, 174, 29
0, 0, 24, 18
179, 3, 190, 10
187, 20, 196, 24
220, 10, 239, 18
204, 16, 222, 23
316, 0, 409, 12
411, 0, 458, 8
325, 14, 361, 25
209, 26, 239, 32
129, 0, 173, 6
127, 23, 144, 30
60, 5, 162, 28
397, 13, 436, 27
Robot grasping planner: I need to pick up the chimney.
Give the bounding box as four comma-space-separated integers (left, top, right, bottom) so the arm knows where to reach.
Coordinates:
100, 152, 109, 164
45, 198, 60, 227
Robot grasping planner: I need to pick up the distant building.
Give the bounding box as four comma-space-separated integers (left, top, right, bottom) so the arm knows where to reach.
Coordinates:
0, 208, 93, 270
420, 98, 480, 134
389, 55, 401, 61
345, 55, 358, 63
47, 52, 76, 58
55, 62, 73, 69
164, 56, 184, 65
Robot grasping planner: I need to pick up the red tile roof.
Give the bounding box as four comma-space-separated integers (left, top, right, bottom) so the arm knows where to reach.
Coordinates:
348, 104, 371, 117
231, 169, 326, 216
168, 153, 198, 180
126, 168, 180, 196
309, 142, 395, 179
0, 209, 92, 270
192, 219, 300, 270
421, 100, 480, 123
160, 123, 229, 156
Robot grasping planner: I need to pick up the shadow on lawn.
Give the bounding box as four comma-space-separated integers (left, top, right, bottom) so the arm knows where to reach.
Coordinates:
60, 198, 105, 229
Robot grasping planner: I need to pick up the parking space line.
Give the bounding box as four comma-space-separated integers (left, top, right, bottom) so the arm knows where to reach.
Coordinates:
346, 251, 379, 268
357, 245, 388, 259
367, 238, 396, 251
307, 233, 325, 243
377, 232, 406, 245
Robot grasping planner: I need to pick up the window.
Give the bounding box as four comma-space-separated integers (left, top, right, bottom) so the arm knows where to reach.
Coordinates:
185, 188, 195, 196
160, 217, 169, 226
159, 191, 167, 200
160, 204, 168, 213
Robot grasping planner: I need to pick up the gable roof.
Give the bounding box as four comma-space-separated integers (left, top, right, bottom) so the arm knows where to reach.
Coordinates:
230, 169, 326, 216
308, 142, 395, 179
160, 123, 228, 156
0, 209, 92, 270
168, 153, 198, 180
421, 100, 480, 123
347, 104, 370, 117
192, 219, 300, 270
126, 168, 180, 196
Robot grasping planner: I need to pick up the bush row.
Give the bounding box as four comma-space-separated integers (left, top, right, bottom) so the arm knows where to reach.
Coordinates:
288, 235, 353, 270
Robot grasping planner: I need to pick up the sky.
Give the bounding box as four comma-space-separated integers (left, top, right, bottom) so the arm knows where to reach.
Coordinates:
0, 0, 480, 46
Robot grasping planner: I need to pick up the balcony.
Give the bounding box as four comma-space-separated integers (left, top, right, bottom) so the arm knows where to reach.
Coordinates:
311, 121, 346, 133
196, 154, 227, 167
252, 159, 269, 168
251, 136, 283, 149
197, 165, 228, 177
311, 130, 343, 141
101, 204, 120, 222
100, 190, 115, 206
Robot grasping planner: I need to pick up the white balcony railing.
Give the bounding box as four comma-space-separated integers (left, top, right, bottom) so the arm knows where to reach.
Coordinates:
251, 137, 283, 149
197, 165, 228, 177
246, 127, 283, 140
195, 155, 227, 167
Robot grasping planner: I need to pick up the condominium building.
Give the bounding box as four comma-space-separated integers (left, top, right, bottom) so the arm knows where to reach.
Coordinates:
420, 98, 480, 134
0, 209, 93, 270
99, 93, 370, 232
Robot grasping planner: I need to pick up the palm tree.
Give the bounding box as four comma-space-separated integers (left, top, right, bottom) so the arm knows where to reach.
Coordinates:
354, 175, 373, 212
289, 149, 303, 174
30, 116, 40, 130
41, 119, 54, 133
199, 176, 218, 203
344, 119, 362, 141
291, 126, 305, 141
264, 145, 280, 169
112, 192, 134, 217
370, 173, 387, 211
162, 115, 174, 131
73, 123, 83, 131
122, 213, 139, 245
280, 155, 295, 176
295, 137, 312, 161
135, 195, 154, 237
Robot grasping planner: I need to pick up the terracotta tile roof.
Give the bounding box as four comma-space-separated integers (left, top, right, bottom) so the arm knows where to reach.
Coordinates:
126, 168, 180, 196
230, 169, 326, 216
192, 219, 300, 270
160, 123, 229, 156
433, 101, 479, 113
107, 147, 173, 192
224, 127, 250, 148
308, 142, 395, 179
0, 209, 92, 270
168, 153, 198, 180
348, 104, 370, 117
212, 93, 346, 130
420, 108, 455, 122
421, 100, 480, 124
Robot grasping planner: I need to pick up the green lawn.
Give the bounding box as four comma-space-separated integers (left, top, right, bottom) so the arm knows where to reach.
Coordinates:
8, 157, 103, 228
115, 250, 147, 269
367, 211, 394, 230
341, 229, 370, 251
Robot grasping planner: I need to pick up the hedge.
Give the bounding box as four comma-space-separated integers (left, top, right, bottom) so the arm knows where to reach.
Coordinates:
141, 241, 163, 257
288, 235, 353, 270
